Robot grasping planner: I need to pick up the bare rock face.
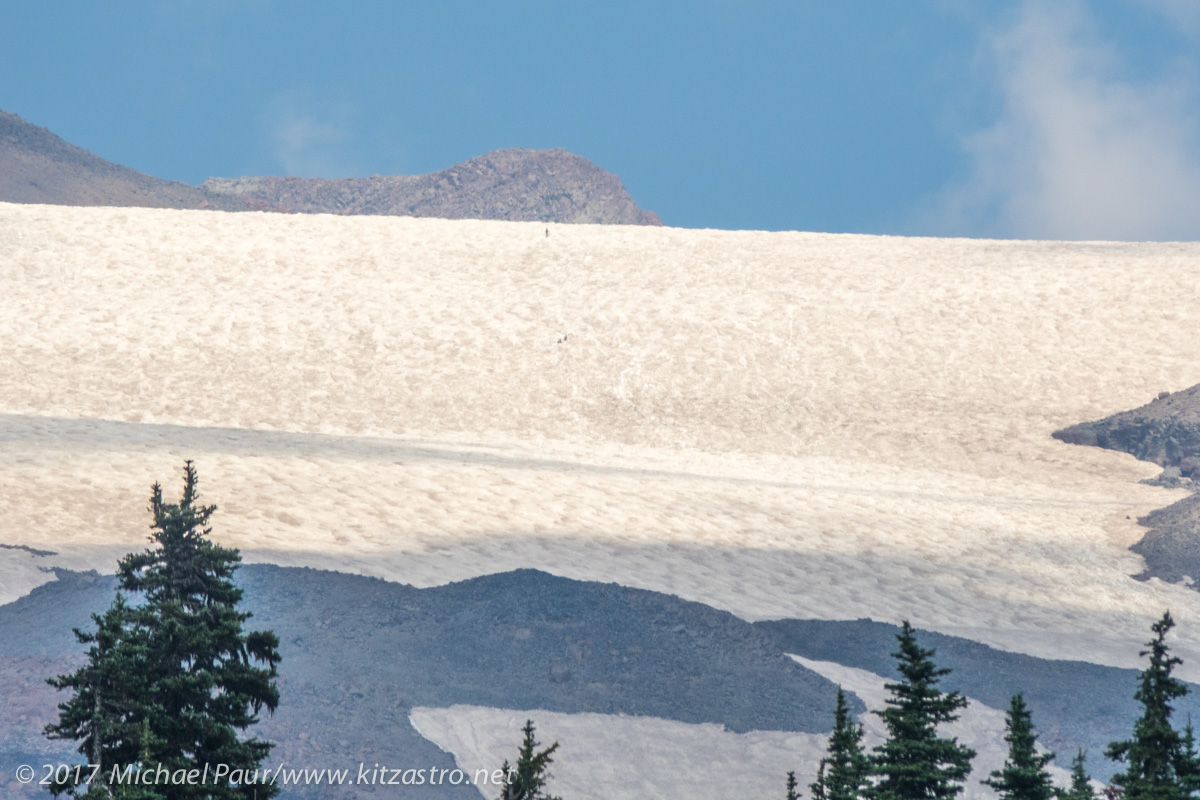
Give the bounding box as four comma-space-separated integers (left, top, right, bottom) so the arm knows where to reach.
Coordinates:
200, 148, 663, 225
1054, 383, 1200, 585
0, 110, 229, 210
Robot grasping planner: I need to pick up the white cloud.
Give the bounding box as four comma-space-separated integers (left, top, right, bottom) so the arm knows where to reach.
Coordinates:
260, 89, 360, 178
926, 0, 1200, 241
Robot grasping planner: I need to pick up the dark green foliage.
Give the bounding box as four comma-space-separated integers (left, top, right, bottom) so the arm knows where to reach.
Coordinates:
787, 770, 800, 800
45, 462, 281, 799
812, 687, 872, 800
1106, 612, 1197, 800
44, 596, 157, 798
499, 719, 561, 800
984, 694, 1056, 800
871, 620, 975, 800
1058, 750, 1096, 800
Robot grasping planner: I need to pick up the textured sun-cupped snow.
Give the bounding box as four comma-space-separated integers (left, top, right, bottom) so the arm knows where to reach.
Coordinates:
2, 203, 1200, 673
410, 705, 829, 800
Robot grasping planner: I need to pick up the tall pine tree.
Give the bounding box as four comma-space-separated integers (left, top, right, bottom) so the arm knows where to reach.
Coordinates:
984, 694, 1056, 800
46, 462, 281, 799
1106, 612, 1195, 800
872, 620, 975, 800
812, 687, 871, 800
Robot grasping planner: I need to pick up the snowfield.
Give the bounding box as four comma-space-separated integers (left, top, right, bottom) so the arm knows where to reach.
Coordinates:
5, 201, 1199, 797
3, 202, 1200, 672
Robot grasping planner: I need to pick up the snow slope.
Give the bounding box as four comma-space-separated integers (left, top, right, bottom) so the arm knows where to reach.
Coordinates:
2, 202, 1199, 676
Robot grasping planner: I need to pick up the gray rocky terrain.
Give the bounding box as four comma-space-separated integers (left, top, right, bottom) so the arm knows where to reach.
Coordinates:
1054, 383, 1200, 584
1, 564, 1181, 795
0, 565, 844, 798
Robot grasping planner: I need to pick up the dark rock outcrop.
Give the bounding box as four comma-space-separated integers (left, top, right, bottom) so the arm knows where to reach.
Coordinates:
1053, 384, 1200, 474
1054, 383, 1200, 584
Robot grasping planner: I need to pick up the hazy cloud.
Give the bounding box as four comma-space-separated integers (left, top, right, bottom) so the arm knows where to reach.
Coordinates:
260, 89, 361, 178
926, 0, 1200, 241
1139, 0, 1200, 37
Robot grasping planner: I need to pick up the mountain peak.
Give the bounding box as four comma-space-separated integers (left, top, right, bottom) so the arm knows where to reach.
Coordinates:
201, 147, 663, 225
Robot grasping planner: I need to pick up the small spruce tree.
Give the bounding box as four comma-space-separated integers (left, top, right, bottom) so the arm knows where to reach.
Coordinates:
1058, 750, 1095, 800
984, 694, 1056, 800
812, 687, 871, 800
499, 719, 562, 800
787, 770, 801, 800
1179, 718, 1200, 797
1106, 612, 1193, 800
871, 620, 975, 800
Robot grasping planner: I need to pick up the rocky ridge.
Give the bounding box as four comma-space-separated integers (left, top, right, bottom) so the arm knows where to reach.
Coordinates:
0, 109, 662, 224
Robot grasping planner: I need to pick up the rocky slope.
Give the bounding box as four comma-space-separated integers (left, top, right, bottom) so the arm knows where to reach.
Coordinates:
0, 109, 662, 224
2, 565, 1174, 796
1054, 383, 1200, 584
0, 566, 843, 799
0, 110, 231, 210
200, 147, 663, 225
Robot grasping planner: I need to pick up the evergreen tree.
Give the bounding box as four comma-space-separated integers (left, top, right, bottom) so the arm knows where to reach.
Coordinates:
1106, 612, 1193, 800
787, 770, 801, 800
45, 596, 158, 798
46, 462, 281, 799
499, 719, 561, 800
984, 694, 1056, 800
1058, 750, 1095, 800
872, 620, 975, 800
813, 687, 872, 800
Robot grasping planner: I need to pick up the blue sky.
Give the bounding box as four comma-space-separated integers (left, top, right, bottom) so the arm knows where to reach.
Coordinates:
4, 1, 1200, 240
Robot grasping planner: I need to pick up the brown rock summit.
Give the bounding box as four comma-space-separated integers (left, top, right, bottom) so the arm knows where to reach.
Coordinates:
0, 109, 224, 210
0, 109, 662, 224
200, 147, 663, 225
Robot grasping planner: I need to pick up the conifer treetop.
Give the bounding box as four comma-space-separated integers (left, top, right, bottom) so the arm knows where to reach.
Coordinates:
872, 620, 976, 800
984, 693, 1056, 800
1106, 611, 1196, 800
